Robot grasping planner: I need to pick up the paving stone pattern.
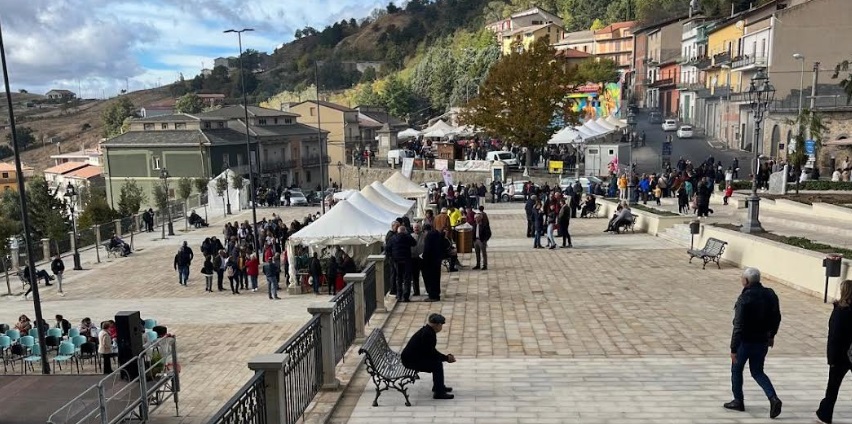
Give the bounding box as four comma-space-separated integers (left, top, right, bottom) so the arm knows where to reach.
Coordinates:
340, 202, 849, 423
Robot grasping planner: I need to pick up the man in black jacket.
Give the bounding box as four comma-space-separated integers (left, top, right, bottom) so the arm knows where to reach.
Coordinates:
387, 226, 416, 302
524, 195, 536, 238
472, 213, 491, 270
173, 241, 194, 286
51, 254, 65, 296
421, 224, 444, 302
725, 267, 783, 418
401, 313, 456, 399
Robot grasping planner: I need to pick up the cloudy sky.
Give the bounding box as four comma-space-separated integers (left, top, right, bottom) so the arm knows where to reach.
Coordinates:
0, 0, 385, 97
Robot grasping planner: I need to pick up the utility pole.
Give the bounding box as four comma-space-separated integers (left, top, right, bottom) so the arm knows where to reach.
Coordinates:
314, 61, 326, 214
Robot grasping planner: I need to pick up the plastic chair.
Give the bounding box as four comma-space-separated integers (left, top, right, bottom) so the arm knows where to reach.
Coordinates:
54, 342, 80, 373
145, 330, 158, 344
28, 328, 38, 338
0, 324, 8, 334
47, 328, 62, 338
71, 335, 86, 352
5, 329, 20, 342
144, 319, 157, 330
78, 342, 100, 372
45, 335, 61, 354
19, 335, 34, 350
0, 335, 12, 373
22, 344, 41, 374
68, 328, 80, 339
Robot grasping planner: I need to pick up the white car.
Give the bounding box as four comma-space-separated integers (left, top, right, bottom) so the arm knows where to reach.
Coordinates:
676, 125, 694, 139
281, 189, 308, 206
485, 151, 520, 168
661, 119, 678, 132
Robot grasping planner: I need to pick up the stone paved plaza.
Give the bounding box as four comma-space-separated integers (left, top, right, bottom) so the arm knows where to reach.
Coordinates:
0, 206, 328, 423
334, 203, 851, 423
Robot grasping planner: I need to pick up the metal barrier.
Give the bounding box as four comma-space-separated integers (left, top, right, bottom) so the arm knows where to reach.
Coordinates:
362, 263, 377, 324
206, 371, 266, 424
330, 283, 356, 365
48, 336, 180, 424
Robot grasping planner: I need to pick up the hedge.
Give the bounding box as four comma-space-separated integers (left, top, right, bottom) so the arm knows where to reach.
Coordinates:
786, 181, 852, 191
717, 180, 753, 191
631, 204, 681, 217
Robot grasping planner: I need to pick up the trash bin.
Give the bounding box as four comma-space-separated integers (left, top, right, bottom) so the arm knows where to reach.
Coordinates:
689, 220, 701, 235
455, 229, 472, 254
824, 254, 843, 277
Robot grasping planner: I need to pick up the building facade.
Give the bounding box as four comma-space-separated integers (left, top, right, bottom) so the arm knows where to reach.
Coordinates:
593, 22, 636, 68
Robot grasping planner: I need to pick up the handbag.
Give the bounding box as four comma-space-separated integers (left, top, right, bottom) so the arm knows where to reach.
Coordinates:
225, 266, 235, 278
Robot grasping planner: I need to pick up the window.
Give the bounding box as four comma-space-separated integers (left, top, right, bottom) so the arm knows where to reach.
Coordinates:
273, 118, 278, 124
204, 122, 211, 129
306, 170, 312, 182
258, 118, 267, 125
284, 118, 293, 124
237, 153, 244, 166
175, 123, 186, 130
143, 123, 154, 130
152, 157, 161, 170
217, 121, 225, 128
222, 154, 230, 167
161, 123, 168, 129
1, 172, 7, 179
310, 107, 316, 116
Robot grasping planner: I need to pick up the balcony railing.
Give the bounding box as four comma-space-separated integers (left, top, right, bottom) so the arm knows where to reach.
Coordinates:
731, 55, 767, 70
713, 51, 731, 66
649, 78, 676, 88
695, 56, 712, 69
300, 154, 331, 166
260, 159, 298, 173
677, 82, 705, 91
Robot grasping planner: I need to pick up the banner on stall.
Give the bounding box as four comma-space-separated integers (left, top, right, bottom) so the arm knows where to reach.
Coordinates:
453, 160, 491, 172
434, 159, 449, 171
401, 157, 414, 178
441, 168, 453, 187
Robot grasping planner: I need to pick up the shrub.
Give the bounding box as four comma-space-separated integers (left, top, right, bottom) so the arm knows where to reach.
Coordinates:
718, 180, 752, 191
787, 181, 852, 191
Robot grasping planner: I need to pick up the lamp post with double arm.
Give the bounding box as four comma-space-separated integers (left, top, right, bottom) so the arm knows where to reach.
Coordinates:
160, 168, 174, 236
741, 68, 775, 234
63, 183, 82, 270
626, 110, 637, 205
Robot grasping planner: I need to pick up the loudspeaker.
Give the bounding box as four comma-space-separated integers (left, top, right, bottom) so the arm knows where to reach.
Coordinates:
114, 311, 144, 379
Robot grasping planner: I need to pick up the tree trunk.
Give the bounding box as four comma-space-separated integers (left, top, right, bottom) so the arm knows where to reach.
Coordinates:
526, 148, 533, 169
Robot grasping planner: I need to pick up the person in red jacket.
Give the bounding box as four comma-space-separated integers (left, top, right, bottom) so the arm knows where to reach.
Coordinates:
246, 253, 260, 292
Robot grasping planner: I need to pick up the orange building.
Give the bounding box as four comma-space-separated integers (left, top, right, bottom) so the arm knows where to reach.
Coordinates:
0, 162, 34, 191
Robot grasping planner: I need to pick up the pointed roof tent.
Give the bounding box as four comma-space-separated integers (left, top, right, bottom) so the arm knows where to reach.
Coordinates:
606, 115, 627, 128
346, 192, 400, 224
421, 120, 456, 138
383, 172, 427, 197
289, 200, 389, 246
360, 185, 412, 216
548, 127, 583, 145
370, 182, 416, 209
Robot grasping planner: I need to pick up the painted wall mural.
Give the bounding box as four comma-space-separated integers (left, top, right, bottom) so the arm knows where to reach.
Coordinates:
567, 82, 622, 122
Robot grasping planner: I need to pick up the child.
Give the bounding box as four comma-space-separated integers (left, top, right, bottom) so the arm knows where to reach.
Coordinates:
723, 184, 734, 205
653, 185, 662, 206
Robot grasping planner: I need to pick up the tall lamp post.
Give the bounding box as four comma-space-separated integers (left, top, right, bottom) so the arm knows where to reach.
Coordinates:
336, 161, 343, 188
793, 53, 805, 115
0, 15, 50, 374
222, 162, 232, 215
160, 168, 174, 236
64, 183, 83, 270
626, 110, 637, 205
741, 68, 775, 234
224, 28, 260, 258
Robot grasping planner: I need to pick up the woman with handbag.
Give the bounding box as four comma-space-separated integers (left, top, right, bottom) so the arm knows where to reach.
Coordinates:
816, 279, 852, 423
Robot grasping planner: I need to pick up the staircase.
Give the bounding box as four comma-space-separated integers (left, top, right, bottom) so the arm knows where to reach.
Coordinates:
658, 223, 693, 247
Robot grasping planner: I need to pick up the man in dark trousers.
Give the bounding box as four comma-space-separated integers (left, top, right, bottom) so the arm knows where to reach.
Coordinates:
472, 212, 491, 270
411, 222, 426, 297
384, 221, 400, 296
724, 267, 783, 419
421, 224, 444, 302
401, 313, 456, 399
173, 241, 194, 286
524, 195, 536, 238
387, 225, 416, 302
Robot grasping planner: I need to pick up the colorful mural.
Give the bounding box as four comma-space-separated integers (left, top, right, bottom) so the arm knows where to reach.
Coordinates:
567, 82, 622, 122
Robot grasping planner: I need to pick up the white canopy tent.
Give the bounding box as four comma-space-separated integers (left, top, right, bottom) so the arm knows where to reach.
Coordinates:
421, 120, 456, 138
606, 115, 627, 128
595, 117, 618, 131
575, 125, 602, 140
361, 185, 413, 217
346, 191, 400, 224
548, 127, 583, 145
585, 120, 613, 135
332, 189, 357, 200
397, 128, 420, 138
383, 172, 429, 217
453, 125, 479, 137
370, 181, 415, 209
206, 168, 249, 213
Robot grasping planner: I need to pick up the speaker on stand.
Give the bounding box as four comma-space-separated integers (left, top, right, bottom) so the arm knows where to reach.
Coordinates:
114, 311, 144, 380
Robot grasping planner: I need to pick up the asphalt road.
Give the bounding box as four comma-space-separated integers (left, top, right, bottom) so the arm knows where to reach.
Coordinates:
626, 111, 756, 176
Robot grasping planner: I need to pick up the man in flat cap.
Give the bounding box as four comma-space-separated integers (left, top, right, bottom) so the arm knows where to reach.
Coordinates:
401, 313, 456, 399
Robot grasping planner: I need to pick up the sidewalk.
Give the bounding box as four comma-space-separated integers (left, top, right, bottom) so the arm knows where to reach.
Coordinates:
331, 202, 845, 423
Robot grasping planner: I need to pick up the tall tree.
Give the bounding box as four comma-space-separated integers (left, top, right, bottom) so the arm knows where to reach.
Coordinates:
5, 126, 35, 149
381, 74, 415, 118
194, 178, 209, 194
575, 58, 619, 83
177, 177, 193, 213
175, 93, 204, 114
25, 176, 68, 241
460, 39, 577, 167
833, 59, 852, 104
117, 179, 147, 217
102, 97, 136, 137
787, 109, 828, 192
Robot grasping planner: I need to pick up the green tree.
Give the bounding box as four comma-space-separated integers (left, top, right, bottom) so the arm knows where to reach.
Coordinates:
117, 179, 147, 217
177, 177, 193, 212
354, 82, 383, 107
787, 109, 828, 193
360, 66, 378, 83
460, 40, 577, 167
833, 60, 852, 104
5, 126, 35, 149
0, 216, 18, 294
78, 192, 120, 229
194, 178, 209, 194
25, 176, 68, 241
175, 93, 204, 114
215, 176, 228, 199
575, 58, 619, 83
102, 96, 136, 137
152, 184, 169, 211
381, 74, 415, 119
231, 173, 245, 207
590, 18, 605, 31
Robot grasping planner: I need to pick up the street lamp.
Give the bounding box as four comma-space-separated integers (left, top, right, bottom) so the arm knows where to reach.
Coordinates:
0, 15, 50, 374
63, 183, 82, 270
336, 161, 343, 188
160, 168, 175, 237
793, 53, 805, 115
222, 161, 232, 215
626, 110, 637, 204
224, 28, 260, 258
742, 68, 776, 234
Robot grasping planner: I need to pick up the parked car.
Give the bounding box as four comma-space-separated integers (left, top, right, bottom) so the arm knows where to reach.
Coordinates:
558, 176, 604, 193
501, 180, 536, 202
387, 149, 416, 165
676, 125, 694, 139
661, 119, 678, 132
281, 189, 308, 206
648, 111, 663, 124
485, 150, 520, 168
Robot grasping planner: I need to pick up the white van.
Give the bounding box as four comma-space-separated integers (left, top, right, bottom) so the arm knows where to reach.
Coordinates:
485, 151, 519, 168
387, 149, 415, 165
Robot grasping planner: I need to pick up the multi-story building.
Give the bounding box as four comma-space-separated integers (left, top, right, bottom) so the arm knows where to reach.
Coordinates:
486, 7, 563, 38
678, 16, 711, 124
285, 100, 361, 171
0, 162, 34, 191
101, 105, 328, 209
43, 162, 104, 201
593, 21, 636, 68
553, 30, 595, 54
500, 23, 564, 55
50, 148, 103, 167
632, 16, 686, 109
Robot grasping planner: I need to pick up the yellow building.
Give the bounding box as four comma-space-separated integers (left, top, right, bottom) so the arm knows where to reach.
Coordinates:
704, 21, 744, 95
0, 162, 34, 191
501, 22, 563, 55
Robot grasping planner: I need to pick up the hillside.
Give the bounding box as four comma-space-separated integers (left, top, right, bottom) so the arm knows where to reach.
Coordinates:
0, 87, 173, 170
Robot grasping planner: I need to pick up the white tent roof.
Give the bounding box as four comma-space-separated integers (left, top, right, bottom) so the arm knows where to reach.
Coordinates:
606, 115, 627, 128
332, 189, 357, 200
575, 125, 602, 140
384, 172, 428, 197
584, 120, 613, 135
548, 126, 583, 145
361, 185, 412, 216
595, 117, 618, 131
421, 119, 456, 138
346, 191, 400, 224
397, 128, 420, 138
370, 182, 416, 209
289, 200, 389, 246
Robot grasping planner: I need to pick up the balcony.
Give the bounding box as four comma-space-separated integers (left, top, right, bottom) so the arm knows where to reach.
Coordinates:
695, 56, 712, 70
713, 51, 731, 66
300, 154, 331, 167
260, 159, 299, 173
731, 55, 767, 70
649, 78, 676, 88
677, 82, 705, 91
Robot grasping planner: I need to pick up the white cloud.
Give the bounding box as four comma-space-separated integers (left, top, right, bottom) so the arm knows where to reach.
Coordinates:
0, 0, 386, 95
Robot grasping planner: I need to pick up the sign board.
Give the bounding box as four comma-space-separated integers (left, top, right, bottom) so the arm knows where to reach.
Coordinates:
662, 141, 673, 156
441, 168, 453, 187
434, 159, 449, 171
453, 160, 491, 172
401, 157, 414, 178
805, 139, 816, 155
548, 160, 564, 174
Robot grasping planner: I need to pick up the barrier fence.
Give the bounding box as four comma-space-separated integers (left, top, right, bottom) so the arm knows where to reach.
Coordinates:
330, 284, 356, 365
362, 263, 377, 324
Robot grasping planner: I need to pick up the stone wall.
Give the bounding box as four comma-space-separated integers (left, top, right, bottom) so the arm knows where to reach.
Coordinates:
336, 165, 565, 191
764, 110, 852, 176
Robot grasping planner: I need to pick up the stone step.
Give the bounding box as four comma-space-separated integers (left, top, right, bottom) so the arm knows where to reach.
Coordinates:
657, 223, 692, 247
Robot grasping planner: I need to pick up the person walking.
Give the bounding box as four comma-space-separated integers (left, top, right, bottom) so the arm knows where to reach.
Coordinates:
387, 225, 416, 302
524, 195, 536, 238
246, 253, 260, 292
472, 212, 491, 270
421, 224, 444, 302
558, 200, 572, 248
816, 279, 852, 423
532, 203, 544, 249
201, 255, 214, 292
545, 206, 557, 250
213, 250, 227, 291
401, 313, 456, 400
263, 254, 281, 300
173, 241, 193, 286
309, 252, 322, 295
411, 223, 426, 296
50, 254, 65, 296
724, 267, 783, 419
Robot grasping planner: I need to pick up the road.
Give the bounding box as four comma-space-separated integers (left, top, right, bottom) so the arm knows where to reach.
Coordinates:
626, 111, 756, 176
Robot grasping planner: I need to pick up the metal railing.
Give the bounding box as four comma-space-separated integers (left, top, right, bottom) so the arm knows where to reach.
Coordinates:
362, 263, 377, 324
207, 372, 267, 424
330, 283, 356, 365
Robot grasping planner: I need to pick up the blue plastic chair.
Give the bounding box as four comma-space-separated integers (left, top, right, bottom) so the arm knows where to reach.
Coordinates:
145, 330, 158, 344
5, 329, 20, 342
0, 335, 13, 373
68, 328, 80, 339
71, 335, 86, 352
47, 328, 62, 338
54, 342, 79, 373
19, 335, 34, 350
28, 328, 38, 338
22, 344, 41, 374
144, 319, 157, 330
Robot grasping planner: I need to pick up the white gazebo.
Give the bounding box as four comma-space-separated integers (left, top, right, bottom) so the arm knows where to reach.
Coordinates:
383, 171, 429, 217
361, 185, 413, 217
548, 127, 583, 145
397, 128, 420, 139
206, 168, 249, 213
346, 191, 400, 224
421, 120, 456, 138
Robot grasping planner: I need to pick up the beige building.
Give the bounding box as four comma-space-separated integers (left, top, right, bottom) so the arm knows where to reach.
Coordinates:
285, 100, 361, 173
553, 30, 595, 54
486, 6, 563, 39
594, 21, 636, 68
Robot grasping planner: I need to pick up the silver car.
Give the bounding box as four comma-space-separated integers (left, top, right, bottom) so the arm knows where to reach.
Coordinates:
559, 176, 604, 193
281, 189, 308, 206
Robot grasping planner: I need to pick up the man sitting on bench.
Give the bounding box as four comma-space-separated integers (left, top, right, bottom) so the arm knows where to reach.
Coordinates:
580, 194, 597, 218
604, 201, 632, 234
401, 313, 456, 400
109, 234, 131, 256
188, 210, 209, 228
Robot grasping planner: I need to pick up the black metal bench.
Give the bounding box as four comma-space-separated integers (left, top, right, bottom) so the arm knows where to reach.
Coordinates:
102, 242, 124, 259
358, 329, 419, 407
688, 237, 728, 269
616, 214, 637, 233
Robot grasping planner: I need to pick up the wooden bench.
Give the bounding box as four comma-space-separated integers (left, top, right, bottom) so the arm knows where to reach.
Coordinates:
688, 237, 728, 269
358, 329, 419, 407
